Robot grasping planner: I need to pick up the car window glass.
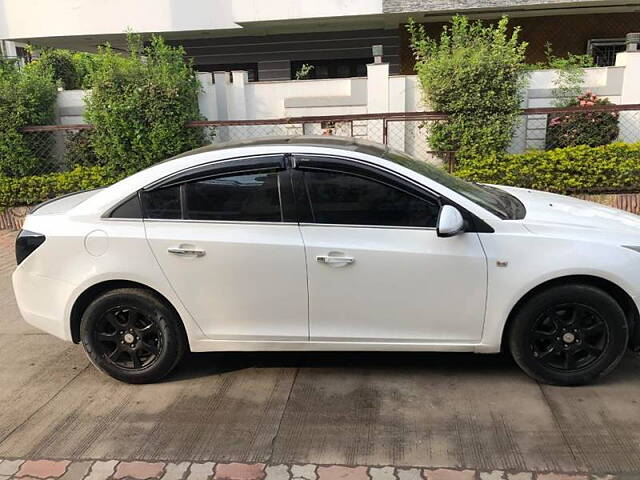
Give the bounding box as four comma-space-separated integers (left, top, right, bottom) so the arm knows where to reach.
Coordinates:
185, 171, 282, 222
142, 186, 181, 219
109, 194, 142, 219
304, 170, 439, 227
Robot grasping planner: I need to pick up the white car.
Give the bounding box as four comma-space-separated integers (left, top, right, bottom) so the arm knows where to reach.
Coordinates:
12, 137, 640, 385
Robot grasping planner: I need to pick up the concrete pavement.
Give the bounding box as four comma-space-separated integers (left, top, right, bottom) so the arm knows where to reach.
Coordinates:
2, 231, 640, 478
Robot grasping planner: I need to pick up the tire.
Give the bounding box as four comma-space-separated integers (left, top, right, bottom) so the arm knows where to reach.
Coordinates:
509, 284, 628, 386
80, 288, 186, 384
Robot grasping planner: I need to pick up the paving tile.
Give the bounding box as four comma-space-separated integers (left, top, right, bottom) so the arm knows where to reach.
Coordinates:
0, 459, 24, 476
161, 462, 191, 480
114, 461, 166, 479
423, 470, 476, 480
505, 474, 533, 480
537, 475, 589, 480
316, 466, 368, 480
214, 463, 266, 480
396, 468, 422, 480
480, 472, 505, 480
290, 465, 317, 480
16, 460, 71, 479
59, 461, 92, 480
84, 460, 119, 480
369, 467, 396, 480
265, 465, 290, 480
187, 463, 216, 480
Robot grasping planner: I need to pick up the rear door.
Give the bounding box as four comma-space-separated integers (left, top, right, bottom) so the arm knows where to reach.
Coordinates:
143, 155, 309, 341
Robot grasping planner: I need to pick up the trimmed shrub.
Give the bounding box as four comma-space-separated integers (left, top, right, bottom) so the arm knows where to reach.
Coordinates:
0, 62, 57, 176
546, 93, 619, 149
455, 142, 640, 194
0, 165, 123, 209
84, 34, 204, 174
407, 16, 528, 160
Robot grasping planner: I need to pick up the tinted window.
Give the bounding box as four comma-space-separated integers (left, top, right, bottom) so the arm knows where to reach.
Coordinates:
142, 186, 181, 219
186, 171, 282, 222
304, 170, 439, 227
109, 194, 142, 219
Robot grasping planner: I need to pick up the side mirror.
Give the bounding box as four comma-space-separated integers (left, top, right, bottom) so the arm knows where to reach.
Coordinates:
437, 205, 465, 237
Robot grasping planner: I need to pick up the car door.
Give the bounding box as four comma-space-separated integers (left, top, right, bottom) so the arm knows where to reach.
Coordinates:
292, 155, 488, 343
143, 155, 309, 341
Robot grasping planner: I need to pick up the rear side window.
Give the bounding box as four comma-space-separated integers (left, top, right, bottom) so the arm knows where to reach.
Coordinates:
185, 171, 281, 222
303, 170, 439, 227
142, 186, 181, 219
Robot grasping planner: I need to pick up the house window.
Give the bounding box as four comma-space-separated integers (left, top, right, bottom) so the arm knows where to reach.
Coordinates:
587, 39, 626, 67
290, 58, 372, 80
197, 63, 259, 82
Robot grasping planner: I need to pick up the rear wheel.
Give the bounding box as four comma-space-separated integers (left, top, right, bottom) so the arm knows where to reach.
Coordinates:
509, 284, 628, 386
80, 288, 186, 384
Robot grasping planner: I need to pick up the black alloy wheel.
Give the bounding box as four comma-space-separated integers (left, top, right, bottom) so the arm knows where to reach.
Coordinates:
529, 303, 608, 372
95, 306, 163, 370
80, 288, 186, 384
509, 284, 628, 386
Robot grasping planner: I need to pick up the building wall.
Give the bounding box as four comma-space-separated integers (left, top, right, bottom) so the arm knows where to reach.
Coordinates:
169, 29, 401, 82
54, 56, 639, 162
399, 12, 640, 74
384, 0, 619, 13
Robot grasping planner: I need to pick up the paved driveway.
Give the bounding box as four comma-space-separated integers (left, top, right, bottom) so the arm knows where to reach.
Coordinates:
2, 231, 640, 477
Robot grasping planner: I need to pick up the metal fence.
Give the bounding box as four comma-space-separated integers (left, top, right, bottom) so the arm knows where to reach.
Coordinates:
16, 104, 640, 178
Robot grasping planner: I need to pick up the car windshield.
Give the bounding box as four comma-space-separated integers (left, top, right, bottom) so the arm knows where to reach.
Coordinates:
383, 148, 524, 220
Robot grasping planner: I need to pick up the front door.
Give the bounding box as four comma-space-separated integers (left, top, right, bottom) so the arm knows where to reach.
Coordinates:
144, 157, 308, 341
293, 156, 487, 343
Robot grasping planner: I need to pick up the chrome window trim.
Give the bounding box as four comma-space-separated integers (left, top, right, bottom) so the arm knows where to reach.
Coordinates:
101, 218, 144, 223
142, 218, 298, 226
299, 222, 436, 231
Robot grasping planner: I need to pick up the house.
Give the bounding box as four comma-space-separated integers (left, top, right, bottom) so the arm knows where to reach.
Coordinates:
1, 0, 638, 81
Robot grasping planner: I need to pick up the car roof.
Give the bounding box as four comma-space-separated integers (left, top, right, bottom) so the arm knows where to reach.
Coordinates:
170, 135, 390, 161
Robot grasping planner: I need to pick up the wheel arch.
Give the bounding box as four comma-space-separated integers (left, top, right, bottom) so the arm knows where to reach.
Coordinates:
501, 274, 640, 352
69, 279, 188, 345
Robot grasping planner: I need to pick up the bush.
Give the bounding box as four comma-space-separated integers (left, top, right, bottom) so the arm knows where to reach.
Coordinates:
546, 92, 619, 149
28, 49, 100, 90
63, 129, 102, 168
84, 34, 204, 174
29, 49, 80, 90
407, 16, 528, 160
0, 165, 123, 209
455, 142, 640, 194
0, 61, 57, 176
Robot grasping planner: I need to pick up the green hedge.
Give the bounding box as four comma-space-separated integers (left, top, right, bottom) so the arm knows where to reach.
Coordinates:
0, 166, 123, 209
455, 142, 640, 194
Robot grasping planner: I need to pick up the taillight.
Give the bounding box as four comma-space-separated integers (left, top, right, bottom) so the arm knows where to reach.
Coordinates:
15, 230, 46, 265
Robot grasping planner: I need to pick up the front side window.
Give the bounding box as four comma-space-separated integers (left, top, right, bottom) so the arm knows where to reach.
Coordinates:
384, 149, 525, 220
303, 170, 439, 227
185, 171, 282, 222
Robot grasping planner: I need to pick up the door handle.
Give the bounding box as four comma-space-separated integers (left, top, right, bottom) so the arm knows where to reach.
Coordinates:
316, 255, 355, 266
168, 247, 206, 257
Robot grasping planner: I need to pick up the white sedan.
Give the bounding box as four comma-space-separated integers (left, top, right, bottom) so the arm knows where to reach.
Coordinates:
12, 137, 640, 384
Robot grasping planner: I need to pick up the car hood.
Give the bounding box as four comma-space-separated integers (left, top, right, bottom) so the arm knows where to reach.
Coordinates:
493, 185, 640, 235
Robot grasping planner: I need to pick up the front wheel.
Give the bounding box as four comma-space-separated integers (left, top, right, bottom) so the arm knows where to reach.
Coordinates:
80, 288, 186, 384
509, 284, 628, 386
